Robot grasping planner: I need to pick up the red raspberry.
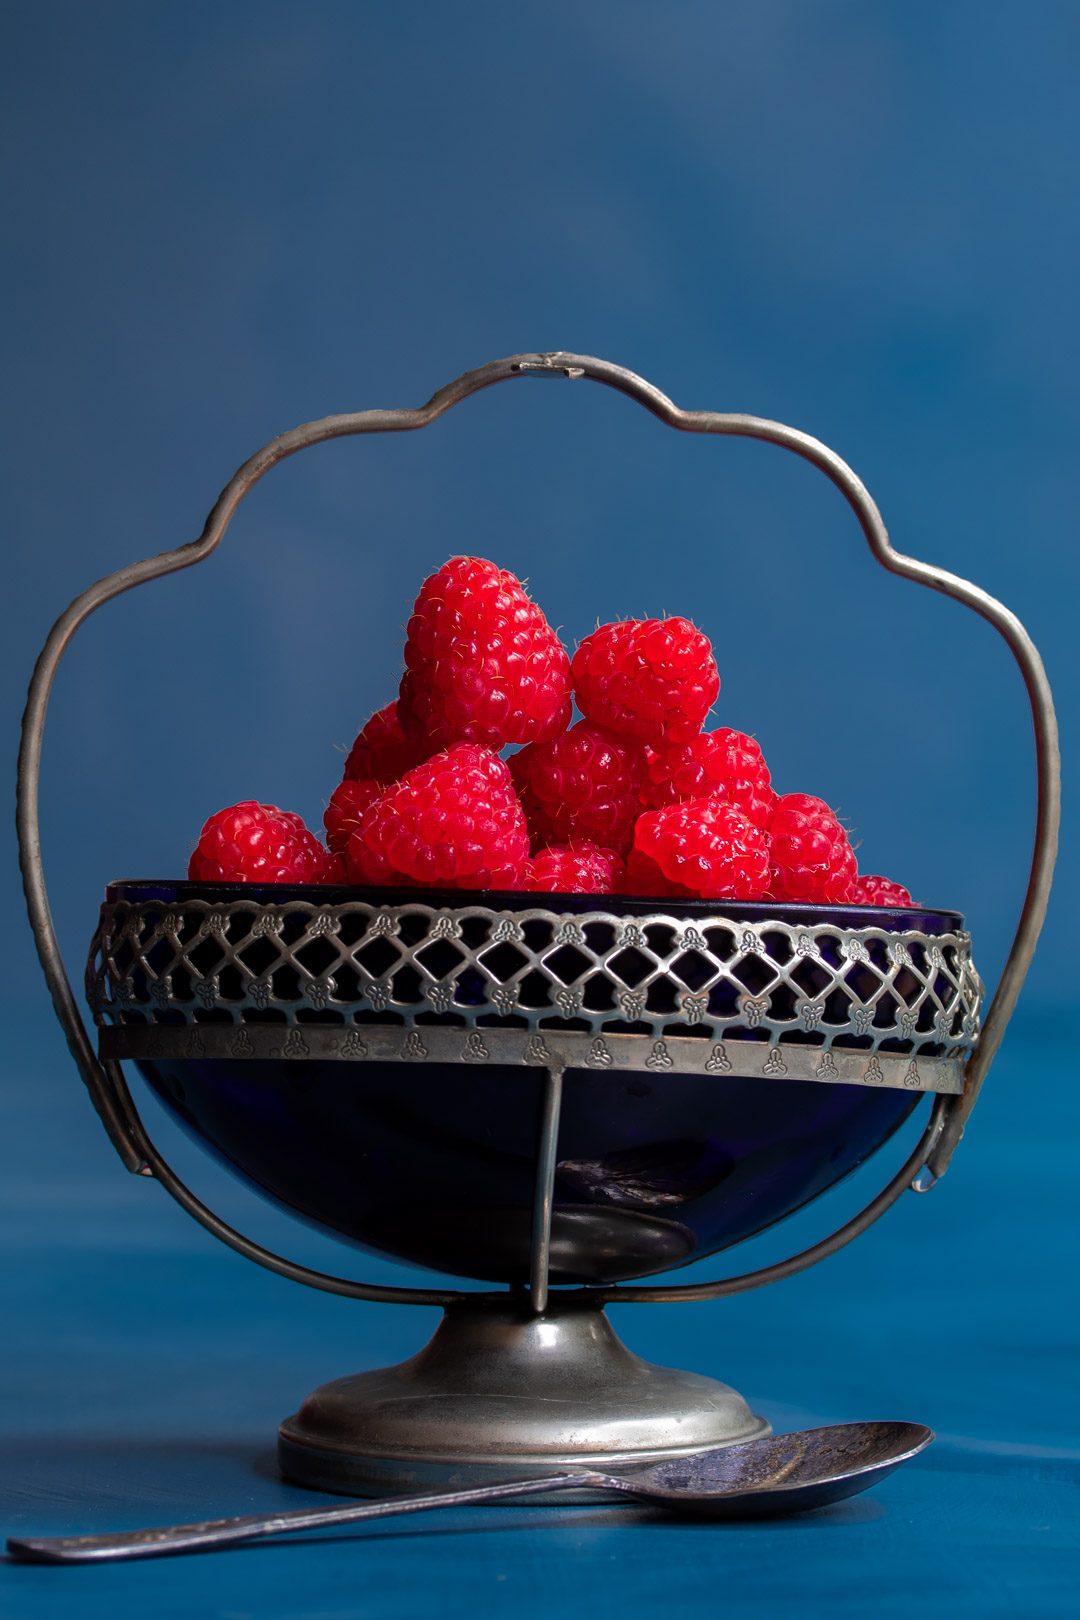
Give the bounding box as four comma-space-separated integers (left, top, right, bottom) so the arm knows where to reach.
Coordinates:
629, 798, 770, 900
188, 802, 337, 884
324, 778, 385, 855
509, 721, 646, 855
642, 727, 776, 826
769, 794, 857, 904
398, 556, 572, 751
571, 617, 719, 744
346, 743, 530, 890
621, 846, 691, 899
851, 874, 914, 907
344, 700, 428, 784
527, 842, 624, 894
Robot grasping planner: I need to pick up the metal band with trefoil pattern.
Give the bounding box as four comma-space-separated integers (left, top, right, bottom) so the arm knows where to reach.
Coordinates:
100, 1021, 963, 1096
89, 897, 979, 1098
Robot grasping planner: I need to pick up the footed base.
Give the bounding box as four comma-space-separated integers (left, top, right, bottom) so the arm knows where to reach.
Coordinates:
278, 1298, 769, 1498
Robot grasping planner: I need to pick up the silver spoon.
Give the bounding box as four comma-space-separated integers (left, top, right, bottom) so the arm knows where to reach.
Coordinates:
6, 1421, 931, 1564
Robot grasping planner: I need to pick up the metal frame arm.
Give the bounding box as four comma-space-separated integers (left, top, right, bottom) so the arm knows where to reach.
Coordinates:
17, 351, 1059, 1307
593, 1097, 950, 1304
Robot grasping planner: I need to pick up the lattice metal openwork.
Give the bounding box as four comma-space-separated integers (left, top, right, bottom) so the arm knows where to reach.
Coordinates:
89, 896, 981, 1096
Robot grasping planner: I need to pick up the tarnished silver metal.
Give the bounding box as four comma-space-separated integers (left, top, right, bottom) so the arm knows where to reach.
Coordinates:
87, 895, 980, 1087
7, 1422, 933, 1562
277, 1298, 769, 1497
97, 1020, 965, 1096
529, 1066, 565, 1312
16, 351, 1059, 1315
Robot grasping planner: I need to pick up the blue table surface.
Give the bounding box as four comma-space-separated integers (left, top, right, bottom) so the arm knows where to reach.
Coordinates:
2, 1006, 1077, 1619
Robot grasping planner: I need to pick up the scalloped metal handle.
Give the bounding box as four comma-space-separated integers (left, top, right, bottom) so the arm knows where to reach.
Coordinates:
17, 351, 1059, 1308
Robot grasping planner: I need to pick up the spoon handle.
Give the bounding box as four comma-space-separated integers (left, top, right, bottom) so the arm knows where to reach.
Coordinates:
7, 1472, 600, 1564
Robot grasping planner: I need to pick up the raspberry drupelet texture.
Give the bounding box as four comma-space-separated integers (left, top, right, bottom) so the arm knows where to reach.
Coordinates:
398, 556, 572, 751
850, 874, 914, 907
571, 617, 719, 744
642, 727, 776, 826
188, 802, 338, 884
628, 797, 771, 900
346, 742, 530, 890
344, 701, 428, 784
324, 778, 385, 855
527, 841, 624, 894
509, 720, 646, 855
768, 793, 857, 904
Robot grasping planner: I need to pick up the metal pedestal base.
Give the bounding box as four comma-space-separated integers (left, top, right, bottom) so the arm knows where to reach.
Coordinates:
278, 1298, 769, 1498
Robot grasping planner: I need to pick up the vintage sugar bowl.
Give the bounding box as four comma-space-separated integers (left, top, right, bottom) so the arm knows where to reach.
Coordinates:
17, 353, 1059, 1500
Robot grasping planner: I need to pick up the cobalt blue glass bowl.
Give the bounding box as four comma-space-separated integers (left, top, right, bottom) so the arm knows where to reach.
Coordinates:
97, 881, 964, 1287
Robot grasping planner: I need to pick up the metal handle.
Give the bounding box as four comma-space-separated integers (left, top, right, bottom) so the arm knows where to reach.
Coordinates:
6, 1471, 590, 1564
17, 351, 1059, 1309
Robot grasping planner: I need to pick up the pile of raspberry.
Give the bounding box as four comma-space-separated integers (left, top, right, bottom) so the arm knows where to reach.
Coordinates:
188, 555, 913, 908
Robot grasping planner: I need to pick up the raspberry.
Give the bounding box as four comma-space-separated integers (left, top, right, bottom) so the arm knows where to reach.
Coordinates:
398, 556, 572, 751
621, 846, 691, 899
851, 874, 914, 908
324, 778, 384, 855
188, 802, 337, 884
642, 727, 776, 826
768, 793, 857, 904
571, 617, 719, 743
509, 721, 646, 855
527, 842, 624, 894
346, 743, 529, 890
629, 798, 770, 900
344, 701, 428, 784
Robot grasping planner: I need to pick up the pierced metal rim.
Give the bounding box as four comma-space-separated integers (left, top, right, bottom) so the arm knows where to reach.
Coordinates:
16, 350, 1059, 1311
88, 890, 980, 1074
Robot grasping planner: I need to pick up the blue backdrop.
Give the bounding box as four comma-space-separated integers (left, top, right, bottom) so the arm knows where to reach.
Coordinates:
2, 5, 1076, 1616
3, 0, 1076, 1005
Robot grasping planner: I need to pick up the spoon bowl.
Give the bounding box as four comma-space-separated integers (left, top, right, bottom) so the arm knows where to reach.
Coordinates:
604, 1419, 933, 1518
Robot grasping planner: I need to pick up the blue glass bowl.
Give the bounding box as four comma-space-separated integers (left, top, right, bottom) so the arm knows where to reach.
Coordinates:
106, 881, 962, 1287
